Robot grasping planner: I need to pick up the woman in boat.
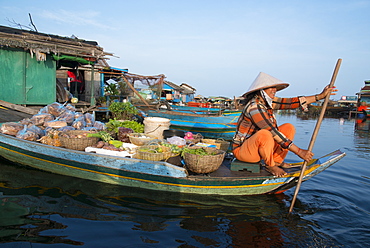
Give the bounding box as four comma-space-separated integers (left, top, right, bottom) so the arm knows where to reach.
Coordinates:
232, 72, 337, 177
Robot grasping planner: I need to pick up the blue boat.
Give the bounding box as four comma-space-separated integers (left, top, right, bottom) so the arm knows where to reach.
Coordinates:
0, 132, 345, 196
167, 105, 241, 116
145, 109, 238, 140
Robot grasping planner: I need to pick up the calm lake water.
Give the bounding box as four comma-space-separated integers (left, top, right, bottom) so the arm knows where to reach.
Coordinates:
0, 115, 369, 247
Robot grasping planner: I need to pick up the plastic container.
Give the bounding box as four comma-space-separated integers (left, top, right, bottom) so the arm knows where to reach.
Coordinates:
143, 117, 171, 139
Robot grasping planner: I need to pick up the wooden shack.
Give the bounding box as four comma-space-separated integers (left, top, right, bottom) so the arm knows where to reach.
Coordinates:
0, 25, 113, 106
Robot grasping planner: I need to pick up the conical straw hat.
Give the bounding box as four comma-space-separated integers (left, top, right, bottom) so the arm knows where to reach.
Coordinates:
242, 72, 289, 97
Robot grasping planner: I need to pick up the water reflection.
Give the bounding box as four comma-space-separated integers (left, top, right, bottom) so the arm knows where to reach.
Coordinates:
353, 118, 370, 160
0, 159, 337, 247
355, 117, 370, 131
0, 195, 83, 245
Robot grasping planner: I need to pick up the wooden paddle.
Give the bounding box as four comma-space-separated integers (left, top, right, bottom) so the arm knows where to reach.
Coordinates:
288, 58, 342, 214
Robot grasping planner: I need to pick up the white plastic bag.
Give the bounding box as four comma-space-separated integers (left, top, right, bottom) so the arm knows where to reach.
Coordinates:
167, 136, 186, 146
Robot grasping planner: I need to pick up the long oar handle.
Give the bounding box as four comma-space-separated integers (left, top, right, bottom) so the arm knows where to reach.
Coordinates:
288, 58, 342, 214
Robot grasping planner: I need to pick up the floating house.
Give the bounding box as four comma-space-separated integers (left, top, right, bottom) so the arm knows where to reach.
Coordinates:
357, 80, 370, 102
356, 80, 370, 115
161, 81, 195, 103
0, 25, 113, 106
337, 96, 358, 107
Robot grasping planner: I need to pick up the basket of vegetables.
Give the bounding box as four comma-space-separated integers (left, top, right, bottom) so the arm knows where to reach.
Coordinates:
59, 130, 99, 151
162, 142, 183, 166
128, 133, 157, 146
182, 147, 225, 174
137, 145, 171, 161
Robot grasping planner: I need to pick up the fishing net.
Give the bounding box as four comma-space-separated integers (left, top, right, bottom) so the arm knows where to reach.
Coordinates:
121, 73, 165, 104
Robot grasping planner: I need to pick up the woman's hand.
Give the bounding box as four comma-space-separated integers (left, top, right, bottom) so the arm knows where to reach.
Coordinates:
297, 148, 314, 162
319, 85, 338, 100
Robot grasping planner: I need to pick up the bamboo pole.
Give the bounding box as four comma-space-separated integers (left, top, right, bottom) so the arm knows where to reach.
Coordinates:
288, 58, 342, 214
122, 76, 151, 107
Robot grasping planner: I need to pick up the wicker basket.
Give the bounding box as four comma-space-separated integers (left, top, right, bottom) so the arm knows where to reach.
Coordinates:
215, 139, 230, 152
59, 130, 99, 151
137, 145, 171, 161
128, 133, 156, 146
183, 147, 225, 174
186, 133, 203, 144
202, 138, 230, 152
192, 133, 203, 143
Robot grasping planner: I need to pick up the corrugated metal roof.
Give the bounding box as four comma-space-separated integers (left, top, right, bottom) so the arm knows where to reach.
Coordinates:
164, 81, 195, 94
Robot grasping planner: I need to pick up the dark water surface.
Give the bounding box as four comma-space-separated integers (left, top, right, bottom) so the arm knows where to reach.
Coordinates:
0, 115, 369, 247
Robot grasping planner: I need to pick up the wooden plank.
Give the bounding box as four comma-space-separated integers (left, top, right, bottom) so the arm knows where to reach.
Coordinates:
0, 100, 39, 115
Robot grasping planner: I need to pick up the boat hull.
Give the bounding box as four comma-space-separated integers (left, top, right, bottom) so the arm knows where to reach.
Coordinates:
170, 105, 241, 116
0, 133, 345, 195
169, 120, 236, 140
147, 109, 239, 123
146, 110, 238, 140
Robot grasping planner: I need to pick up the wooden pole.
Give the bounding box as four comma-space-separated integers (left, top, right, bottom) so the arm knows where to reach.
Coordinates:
121, 76, 151, 108
288, 58, 342, 214
90, 64, 96, 106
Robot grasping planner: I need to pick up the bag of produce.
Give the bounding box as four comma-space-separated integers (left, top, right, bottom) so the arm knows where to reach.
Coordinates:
84, 113, 95, 127
30, 113, 54, 126
93, 121, 106, 130
65, 103, 76, 112
58, 109, 75, 124
0, 122, 24, 136
16, 125, 39, 141
58, 126, 76, 132
47, 102, 66, 117
72, 116, 86, 130
44, 120, 68, 128
27, 124, 45, 137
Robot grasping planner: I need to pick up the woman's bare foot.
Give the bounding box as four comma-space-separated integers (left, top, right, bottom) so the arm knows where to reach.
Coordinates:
276, 162, 292, 168
266, 166, 287, 177
275, 162, 301, 168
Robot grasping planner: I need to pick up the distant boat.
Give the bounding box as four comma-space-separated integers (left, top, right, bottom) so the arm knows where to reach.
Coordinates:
145, 109, 238, 140
155, 101, 241, 116
0, 132, 345, 196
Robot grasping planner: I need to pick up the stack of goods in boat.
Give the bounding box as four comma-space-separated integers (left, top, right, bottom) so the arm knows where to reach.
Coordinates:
0, 102, 228, 174
0, 102, 106, 145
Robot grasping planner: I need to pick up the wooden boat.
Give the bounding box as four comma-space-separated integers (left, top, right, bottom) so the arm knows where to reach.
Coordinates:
0, 132, 345, 196
146, 111, 237, 140
154, 102, 241, 120
145, 108, 238, 140
166, 117, 236, 140
168, 104, 241, 116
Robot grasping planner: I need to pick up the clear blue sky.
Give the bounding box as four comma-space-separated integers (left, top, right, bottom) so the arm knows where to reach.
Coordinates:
1, 0, 369, 99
